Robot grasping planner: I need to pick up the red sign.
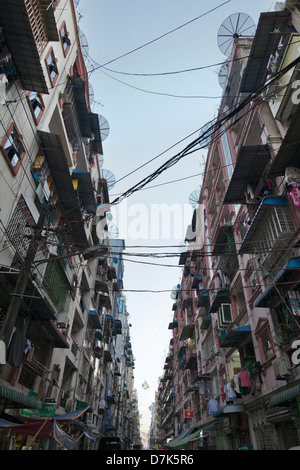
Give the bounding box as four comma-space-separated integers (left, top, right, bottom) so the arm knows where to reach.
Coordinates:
184, 410, 193, 418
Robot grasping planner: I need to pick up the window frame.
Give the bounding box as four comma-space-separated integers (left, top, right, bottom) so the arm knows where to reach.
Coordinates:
0, 123, 25, 176
45, 47, 59, 87
59, 22, 71, 57
26, 91, 45, 125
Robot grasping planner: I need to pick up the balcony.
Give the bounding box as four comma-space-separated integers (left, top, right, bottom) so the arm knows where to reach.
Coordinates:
240, 11, 291, 93
255, 256, 300, 309
38, 131, 91, 248
223, 145, 271, 205
238, 196, 295, 269
0, 0, 59, 93
268, 106, 300, 177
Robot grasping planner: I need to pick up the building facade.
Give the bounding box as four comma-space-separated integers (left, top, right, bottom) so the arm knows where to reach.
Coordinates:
155, 1, 300, 451
0, 0, 139, 450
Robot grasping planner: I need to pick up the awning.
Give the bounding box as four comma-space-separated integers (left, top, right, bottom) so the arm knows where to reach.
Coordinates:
180, 324, 195, 341
0, 0, 50, 93
213, 403, 245, 417
220, 325, 251, 348
192, 275, 202, 289
268, 106, 300, 177
185, 354, 197, 370
40, 320, 69, 349
197, 291, 210, 308
168, 427, 202, 448
68, 77, 90, 138
95, 331, 103, 341
240, 11, 291, 93
0, 385, 39, 410
95, 280, 109, 293
168, 321, 178, 330
211, 224, 233, 256
87, 310, 101, 329
255, 257, 300, 308
182, 297, 193, 309
209, 289, 230, 313
38, 131, 88, 248
72, 170, 96, 215
89, 113, 103, 155
223, 145, 271, 204
0, 264, 56, 321
238, 196, 287, 255
268, 383, 300, 408
99, 293, 112, 310
0, 407, 90, 439
200, 316, 212, 330
178, 251, 189, 266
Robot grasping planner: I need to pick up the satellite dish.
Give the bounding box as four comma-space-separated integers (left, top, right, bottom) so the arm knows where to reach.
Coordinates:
170, 286, 178, 300
189, 190, 200, 208
79, 29, 89, 59
98, 154, 104, 168
101, 169, 116, 190
218, 62, 229, 89
217, 13, 256, 57
98, 115, 110, 141
89, 83, 94, 105
107, 222, 119, 239
198, 119, 216, 149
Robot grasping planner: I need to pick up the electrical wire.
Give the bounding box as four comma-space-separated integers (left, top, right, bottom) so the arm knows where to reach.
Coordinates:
109, 54, 300, 206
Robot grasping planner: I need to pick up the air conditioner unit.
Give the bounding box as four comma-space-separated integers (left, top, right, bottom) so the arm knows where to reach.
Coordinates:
217, 304, 233, 328
45, 385, 59, 403
272, 356, 292, 379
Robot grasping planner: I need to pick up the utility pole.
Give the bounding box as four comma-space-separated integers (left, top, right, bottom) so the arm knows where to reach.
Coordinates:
0, 205, 48, 346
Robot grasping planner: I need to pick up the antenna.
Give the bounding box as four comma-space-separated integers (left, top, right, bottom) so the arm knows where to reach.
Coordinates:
101, 169, 116, 190
217, 13, 256, 57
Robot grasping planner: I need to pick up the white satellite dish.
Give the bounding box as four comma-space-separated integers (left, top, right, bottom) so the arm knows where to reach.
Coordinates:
79, 29, 89, 59
218, 62, 229, 89
217, 13, 256, 57
101, 169, 116, 190
98, 115, 110, 141
189, 190, 200, 208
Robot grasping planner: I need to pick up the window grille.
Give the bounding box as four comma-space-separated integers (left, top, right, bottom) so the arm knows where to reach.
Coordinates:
255, 205, 295, 270
25, 0, 48, 56
43, 256, 71, 313
6, 196, 34, 262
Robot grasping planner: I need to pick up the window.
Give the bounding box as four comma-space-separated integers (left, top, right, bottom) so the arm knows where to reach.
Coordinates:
0, 123, 25, 175
218, 303, 233, 328
60, 23, 71, 56
27, 91, 45, 124
45, 48, 58, 86
255, 318, 275, 363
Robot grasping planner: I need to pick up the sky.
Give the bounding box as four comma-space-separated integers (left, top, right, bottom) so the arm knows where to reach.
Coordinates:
78, 0, 276, 446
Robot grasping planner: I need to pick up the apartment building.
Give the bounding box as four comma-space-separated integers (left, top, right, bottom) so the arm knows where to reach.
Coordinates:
156, 1, 300, 451
0, 0, 139, 450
